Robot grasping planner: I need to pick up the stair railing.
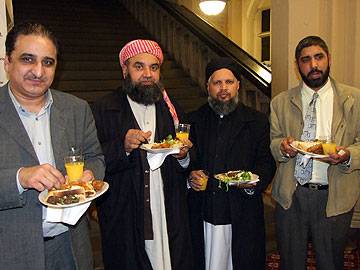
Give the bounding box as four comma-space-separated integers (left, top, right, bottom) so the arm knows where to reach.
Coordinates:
118, 0, 271, 114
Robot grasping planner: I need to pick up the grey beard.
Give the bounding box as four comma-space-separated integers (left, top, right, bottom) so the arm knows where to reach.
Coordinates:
123, 76, 163, 105
208, 94, 239, 115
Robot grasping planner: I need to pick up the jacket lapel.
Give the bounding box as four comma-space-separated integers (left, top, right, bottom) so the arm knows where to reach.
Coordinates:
49, 95, 67, 169
0, 85, 38, 161
331, 80, 352, 143
289, 84, 304, 139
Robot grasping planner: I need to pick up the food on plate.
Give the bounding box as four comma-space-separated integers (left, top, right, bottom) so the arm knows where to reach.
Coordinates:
293, 141, 324, 154
215, 170, 255, 191
45, 186, 86, 205
215, 170, 253, 182
45, 180, 105, 205
151, 134, 183, 149
91, 180, 105, 192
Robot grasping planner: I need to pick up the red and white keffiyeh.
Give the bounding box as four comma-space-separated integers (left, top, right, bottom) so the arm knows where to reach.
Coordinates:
119, 39, 178, 125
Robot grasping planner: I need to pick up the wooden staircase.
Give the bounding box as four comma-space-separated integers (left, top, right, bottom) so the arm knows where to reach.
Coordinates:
13, 0, 207, 112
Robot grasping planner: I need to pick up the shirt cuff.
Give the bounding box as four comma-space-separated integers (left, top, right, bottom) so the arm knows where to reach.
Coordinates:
341, 155, 352, 168
16, 167, 27, 194
177, 153, 190, 168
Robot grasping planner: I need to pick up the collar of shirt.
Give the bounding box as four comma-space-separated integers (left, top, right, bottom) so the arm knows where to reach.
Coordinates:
301, 78, 332, 103
8, 86, 53, 117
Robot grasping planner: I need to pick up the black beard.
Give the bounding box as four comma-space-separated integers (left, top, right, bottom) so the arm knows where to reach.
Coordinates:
123, 76, 163, 105
300, 65, 330, 89
208, 94, 239, 115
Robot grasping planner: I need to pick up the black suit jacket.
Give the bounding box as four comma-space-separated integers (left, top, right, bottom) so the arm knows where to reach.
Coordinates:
92, 88, 193, 270
188, 103, 276, 270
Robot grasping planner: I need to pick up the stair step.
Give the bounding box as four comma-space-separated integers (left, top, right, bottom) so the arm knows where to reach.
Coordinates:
13, 0, 204, 114
53, 76, 195, 89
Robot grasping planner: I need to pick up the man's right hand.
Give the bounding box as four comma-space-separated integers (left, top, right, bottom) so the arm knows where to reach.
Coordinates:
124, 129, 152, 153
280, 136, 298, 158
19, 164, 66, 192
189, 170, 207, 191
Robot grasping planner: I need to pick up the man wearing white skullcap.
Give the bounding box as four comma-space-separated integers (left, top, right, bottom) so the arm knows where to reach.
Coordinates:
93, 39, 194, 270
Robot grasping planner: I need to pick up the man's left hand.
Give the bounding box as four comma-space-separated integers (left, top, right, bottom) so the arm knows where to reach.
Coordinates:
317, 146, 350, 165
173, 138, 193, 159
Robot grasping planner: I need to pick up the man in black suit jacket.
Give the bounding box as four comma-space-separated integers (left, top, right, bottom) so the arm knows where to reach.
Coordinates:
92, 39, 194, 270
187, 57, 276, 270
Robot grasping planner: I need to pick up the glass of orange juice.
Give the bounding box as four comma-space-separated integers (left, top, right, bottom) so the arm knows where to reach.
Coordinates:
64, 152, 84, 183
319, 136, 337, 155
198, 170, 209, 191
175, 123, 191, 141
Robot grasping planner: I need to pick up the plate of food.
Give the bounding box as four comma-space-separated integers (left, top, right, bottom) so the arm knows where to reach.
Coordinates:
140, 135, 183, 154
214, 170, 259, 186
290, 140, 328, 158
39, 180, 109, 208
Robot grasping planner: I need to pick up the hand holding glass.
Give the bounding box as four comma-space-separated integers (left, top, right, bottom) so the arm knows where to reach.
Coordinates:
198, 170, 209, 191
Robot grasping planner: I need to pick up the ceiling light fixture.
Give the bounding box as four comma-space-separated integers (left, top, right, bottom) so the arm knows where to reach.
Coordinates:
199, 0, 227, 16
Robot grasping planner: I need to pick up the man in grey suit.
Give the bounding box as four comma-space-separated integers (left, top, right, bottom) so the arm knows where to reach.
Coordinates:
0, 22, 105, 270
270, 36, 360, 269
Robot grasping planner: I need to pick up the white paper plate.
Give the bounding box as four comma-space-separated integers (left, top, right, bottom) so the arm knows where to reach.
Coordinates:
290, 142, 328, 158
39, 182, 109, 208
140, 143, 182, 154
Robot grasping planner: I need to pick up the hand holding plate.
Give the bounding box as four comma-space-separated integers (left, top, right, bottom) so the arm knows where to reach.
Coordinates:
281, 136, 297, 158
173, 138, 193, 159
317, 146, 350, 165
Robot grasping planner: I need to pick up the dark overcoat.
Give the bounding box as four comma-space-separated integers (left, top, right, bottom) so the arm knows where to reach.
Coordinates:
92, 88, 193, 270
188, 103, 276, 270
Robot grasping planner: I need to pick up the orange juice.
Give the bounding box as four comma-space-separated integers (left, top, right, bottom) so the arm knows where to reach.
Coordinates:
198, 170, 209, 191
322, 142, 337, 155
65, 161, 84, 182
199, 176, 208, 191
176, 131, 189, 141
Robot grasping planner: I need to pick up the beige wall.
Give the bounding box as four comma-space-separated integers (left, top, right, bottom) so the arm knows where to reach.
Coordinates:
174, 0, 269, 59
176, 0, 228, 35
173, 0, 360, 97
271, 0, 360, 97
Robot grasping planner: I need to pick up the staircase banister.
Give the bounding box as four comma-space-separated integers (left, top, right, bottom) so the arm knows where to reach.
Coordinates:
154, 0, 271, 97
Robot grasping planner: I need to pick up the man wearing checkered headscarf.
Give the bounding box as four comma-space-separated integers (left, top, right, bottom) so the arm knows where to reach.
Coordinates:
92, 39, 194, 270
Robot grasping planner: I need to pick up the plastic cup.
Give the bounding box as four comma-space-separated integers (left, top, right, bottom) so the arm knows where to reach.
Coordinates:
176, 123, 191, 141
319, 136, 337, 155
198, 170, 209, 191
64, 155, 84, 183
322, 141, 337, 155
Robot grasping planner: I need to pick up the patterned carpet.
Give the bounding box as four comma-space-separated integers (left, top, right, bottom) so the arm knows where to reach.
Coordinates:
266, 244, 360, 269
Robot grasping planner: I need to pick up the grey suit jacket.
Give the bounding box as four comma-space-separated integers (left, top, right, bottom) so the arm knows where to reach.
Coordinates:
0, 84, 105, 270
270, 78, 360, 217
